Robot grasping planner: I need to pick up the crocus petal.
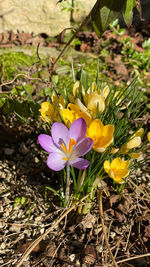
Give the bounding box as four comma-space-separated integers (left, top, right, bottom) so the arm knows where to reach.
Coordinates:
103, 125, 114, 137
38, 134, 57, 153
47, 152, 66, 171
147, 132, 150, 143
51, 122, 69, 147
113, 177, 124, 184
104, 160, 111, 173
69, 118, 87, 142
128, 152, 141, 159
69, 157, 90, 169
94, 147, 106, 153
121, 160, 130, 169
111, 158, 122, 169
126, 137, 141, 150
71, 137, 93, 157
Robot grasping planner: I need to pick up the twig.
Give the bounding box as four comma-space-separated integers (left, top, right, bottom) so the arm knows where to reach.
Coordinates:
16, 193, 91, 267
125, 219, 134, 251
0, 63, 5, 86
0, 73, 42, 91
112, 253, 150, 265
98, 188, 118, 267
36, 43, 41, 61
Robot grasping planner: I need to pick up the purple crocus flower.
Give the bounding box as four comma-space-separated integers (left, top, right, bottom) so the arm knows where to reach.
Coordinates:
38, 118, 93, 171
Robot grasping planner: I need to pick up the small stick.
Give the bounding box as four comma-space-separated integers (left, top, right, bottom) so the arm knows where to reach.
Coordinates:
98, 188, 118, 267
107, 253, 150, 266
0, 73, 42, 91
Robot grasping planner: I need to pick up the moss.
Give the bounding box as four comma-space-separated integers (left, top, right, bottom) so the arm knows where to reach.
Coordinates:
0, 52, 36, 81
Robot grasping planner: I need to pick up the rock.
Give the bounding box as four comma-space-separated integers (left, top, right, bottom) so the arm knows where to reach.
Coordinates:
0, 0, 70, 36
73, 0, 96, 22
81, 213, 96, 229
3, 147, 14, 155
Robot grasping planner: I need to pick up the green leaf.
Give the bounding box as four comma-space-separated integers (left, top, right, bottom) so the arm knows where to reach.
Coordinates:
0, 97, 6, 108
92, 0, 126, 37
80, 69, 88, 91
123, 0, 136, 26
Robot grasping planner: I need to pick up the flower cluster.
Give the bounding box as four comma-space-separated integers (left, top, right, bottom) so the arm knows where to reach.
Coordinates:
38, 77, 148, 210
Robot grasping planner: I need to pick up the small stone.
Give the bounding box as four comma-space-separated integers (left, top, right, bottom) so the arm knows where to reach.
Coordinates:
9, 224, 22, 232
34, 157, 39, 163
96, 245, 103, 253
110, 231, 116, 239
94, 224, 102, 235
19, 143, 29, 154
4, 148, 14, 155
81, 213, 96, 229
70, 254, 75, 262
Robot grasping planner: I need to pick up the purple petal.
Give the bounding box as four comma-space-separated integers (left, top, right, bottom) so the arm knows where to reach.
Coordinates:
51, 122, 69, 147
69, 158, 90, 169
38, 134, 57, 153
47, 152, 66, 171
71, 137, 93, 157
69, 118, 87, 142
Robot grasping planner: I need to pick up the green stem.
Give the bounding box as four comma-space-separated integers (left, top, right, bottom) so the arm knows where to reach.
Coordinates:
65, 163, 70, 207
76, 169, 86, 193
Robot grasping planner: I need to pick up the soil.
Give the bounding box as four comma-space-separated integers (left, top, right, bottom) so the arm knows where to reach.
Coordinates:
0, 20, 150, 266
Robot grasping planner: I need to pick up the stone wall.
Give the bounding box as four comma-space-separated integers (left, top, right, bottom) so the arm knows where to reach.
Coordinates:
0, 0, 149, 37
0, 0, 71, 36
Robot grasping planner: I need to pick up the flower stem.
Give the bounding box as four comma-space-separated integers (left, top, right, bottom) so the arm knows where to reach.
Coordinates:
65, 163, 70, 207
76, 169, 86, 193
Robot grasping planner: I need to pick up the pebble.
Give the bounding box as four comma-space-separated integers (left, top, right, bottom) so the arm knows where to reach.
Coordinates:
9, 224, 22, 232
81, 213, 96, 229
19, 143, 29, 154
3, 148, 15, 155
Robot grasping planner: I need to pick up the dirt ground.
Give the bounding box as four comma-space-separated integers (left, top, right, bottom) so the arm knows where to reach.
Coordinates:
0, 20, 150, 267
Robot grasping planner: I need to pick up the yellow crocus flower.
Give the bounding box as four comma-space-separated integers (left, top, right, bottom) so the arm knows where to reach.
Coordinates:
147, 132, 150, 143
120, 128, 143, 154
39, 102, 54, 123
87, 119, 114, 152
60, 103, 91, 127
87, 92, 105, 117
72, 81, 85, 98
104, 158, 130, 183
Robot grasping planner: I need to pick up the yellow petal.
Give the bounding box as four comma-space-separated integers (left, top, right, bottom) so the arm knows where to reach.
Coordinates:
39, 102, 54, 122
87, 93, 105, 114
73, 81, 80, 96
147, 132, 150, 143
75, 98, 88, 113
104, 160, 111, 173
87, 119, 103, 139
125, 137, 141, 150
68, 103, 80, 113
102, 85, 110, 99
94, 147, 106, 153
113, 176, 124, 184
111, 158, 122, 169
60, 109, 75, 125
121, 160, 130, 169
103, 125, 114, 137
128, 152, 142, 159
94, 136, 113, 149
115, 169, 130, 179
111, 147, 119, 153
68, 94, 75, 103
133, 128, 144, 138
75, 111, 91, 126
